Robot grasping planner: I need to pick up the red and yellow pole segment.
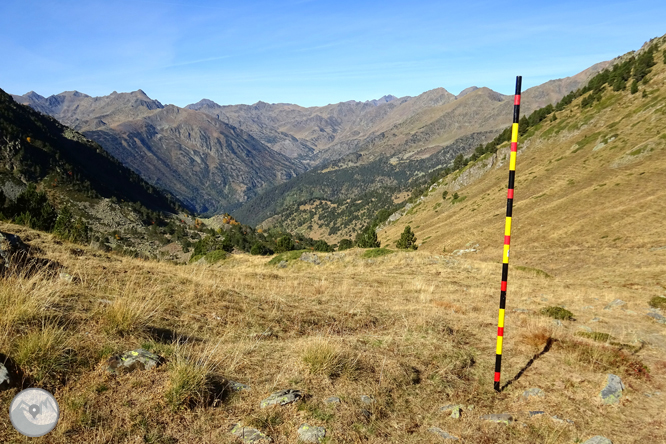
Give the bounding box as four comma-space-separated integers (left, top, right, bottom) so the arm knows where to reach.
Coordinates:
494, 75, 522, 392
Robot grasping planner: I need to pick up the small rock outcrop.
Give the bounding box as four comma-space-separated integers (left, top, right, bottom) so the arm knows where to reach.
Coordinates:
583, 436, 612, 444
480, 413, 514, 424
439, 404, 463, 418
360, 395, 374, 404
297, 424, 326, 443
523, 388, 545, 399
0, 362, 10, 390
647, 312, 666, 324
230, 423, 271, 443
428, 427, 459, 440
226, 380, 250, 392
299, 253, 321, 265
0, 231, 28, 269
277, 261, 288, 269
260, 389, 302, 408
324, 396, 341, 404
600, 374, 624, 404
604, 299, 626, 310
107, 348, 162, 373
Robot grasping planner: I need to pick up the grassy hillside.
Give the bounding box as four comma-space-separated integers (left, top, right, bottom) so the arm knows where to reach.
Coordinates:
0, 221, 663, 443
379, 39, 666, 276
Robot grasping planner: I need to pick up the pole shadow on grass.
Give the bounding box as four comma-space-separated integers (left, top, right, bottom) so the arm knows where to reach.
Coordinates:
500, 338, 555, 392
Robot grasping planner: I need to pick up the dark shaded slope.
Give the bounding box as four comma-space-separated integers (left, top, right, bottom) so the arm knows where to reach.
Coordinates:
0, 88, 182, 213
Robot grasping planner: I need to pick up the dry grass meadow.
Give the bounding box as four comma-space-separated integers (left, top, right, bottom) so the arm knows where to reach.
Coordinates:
0, 220, 665, 443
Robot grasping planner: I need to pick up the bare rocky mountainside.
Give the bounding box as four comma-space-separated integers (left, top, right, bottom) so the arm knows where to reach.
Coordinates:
12, 61, 609, 220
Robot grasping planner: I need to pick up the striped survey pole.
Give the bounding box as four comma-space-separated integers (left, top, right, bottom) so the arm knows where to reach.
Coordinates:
494, 76, 522, 392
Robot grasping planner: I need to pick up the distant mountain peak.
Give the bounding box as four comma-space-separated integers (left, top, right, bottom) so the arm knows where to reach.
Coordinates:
366, 95, 398, 106
185, 98, 220, 110
24, 91, 45, 101
456, 86, 479, 99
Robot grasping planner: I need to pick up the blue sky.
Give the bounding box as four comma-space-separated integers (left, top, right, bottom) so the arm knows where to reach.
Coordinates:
1, 0, 665, 107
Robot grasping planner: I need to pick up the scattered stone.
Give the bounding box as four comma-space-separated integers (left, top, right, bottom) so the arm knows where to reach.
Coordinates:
277, 261, 288, 269
107, 348, 161, 373
600, 374, 624, 404
428, 427, 459, 440
360, 409, 372, 418
523, 388, 545, 399
529, 411, 546, 417
230, 423, 271, 443
579, 326, 593, 332
582, 436, 612, 444
604, 299, 626, 310
591, 317, 601, 322
297, 424, 326, 443
0, 363, 10, 390
439, 404, 463, 418
260, 389, 303, 408
299, 253, 321, 265
647, 312, 666, 324
553, 320, 563, 327
59, 272, 75, 283
551, 415, 574, 425
226, 380, 250, 392
644, 391, 661, 398
360, 395, 374, 404
480, 413, 513, 424
324, 396, 341, 404
0, 231, 28, 269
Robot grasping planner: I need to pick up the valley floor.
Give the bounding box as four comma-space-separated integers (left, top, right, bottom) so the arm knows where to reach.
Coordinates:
0, 222, 665, 443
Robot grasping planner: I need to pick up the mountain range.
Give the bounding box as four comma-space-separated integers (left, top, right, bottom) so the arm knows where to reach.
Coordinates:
11, 60, 610, 218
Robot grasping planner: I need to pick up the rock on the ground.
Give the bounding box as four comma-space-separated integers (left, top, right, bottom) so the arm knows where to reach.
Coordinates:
529, 411, 545, 417
523, 388, 545, 399
0, 231, 28, 269
360, 395, 374, 404
107, 348, 161, 373
59, 272, 75, 283
226, 380, 250, 392
583, 436, 612, 444
230, 423, 271, 443
604, 299, 626, 310
647, 312, 666, 324
297, 424, 326, 443
299, 253, 321, 265
480, 413, 514, 424
324, 396, 341, 404
551, 415, 574, 424
0, 363, 10, 390
277, 261, 288, 269
428, 427, 459, 440
600, 374, 624, 404
260, 389, 303, 408
439, 404, 463, 418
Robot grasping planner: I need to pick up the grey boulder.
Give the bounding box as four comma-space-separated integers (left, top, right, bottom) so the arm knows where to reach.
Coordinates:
260, 389, 303, 408
297, 423, 326, 443
600, 374, 624, 404
230, 423, 271, 443
107, 348, 162, 373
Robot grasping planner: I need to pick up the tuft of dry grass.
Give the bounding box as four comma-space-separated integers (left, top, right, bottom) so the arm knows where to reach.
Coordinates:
301, 337, 359, 378
101, 276, 162, 336
165, 341, 221, 411
12, 322, 73, 383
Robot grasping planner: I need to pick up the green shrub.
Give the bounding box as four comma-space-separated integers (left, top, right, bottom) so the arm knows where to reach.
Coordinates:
396, 226, 418, 250
313, 239, 334, 252
275, 235, 294, 253
442, 190, 448, 200
250, 243, 271, 255
337, 239, 353, 251
356, 227, 380, 248
540, 306, 574, 321
648, 296, 666, 310
267, 250, 307, 265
